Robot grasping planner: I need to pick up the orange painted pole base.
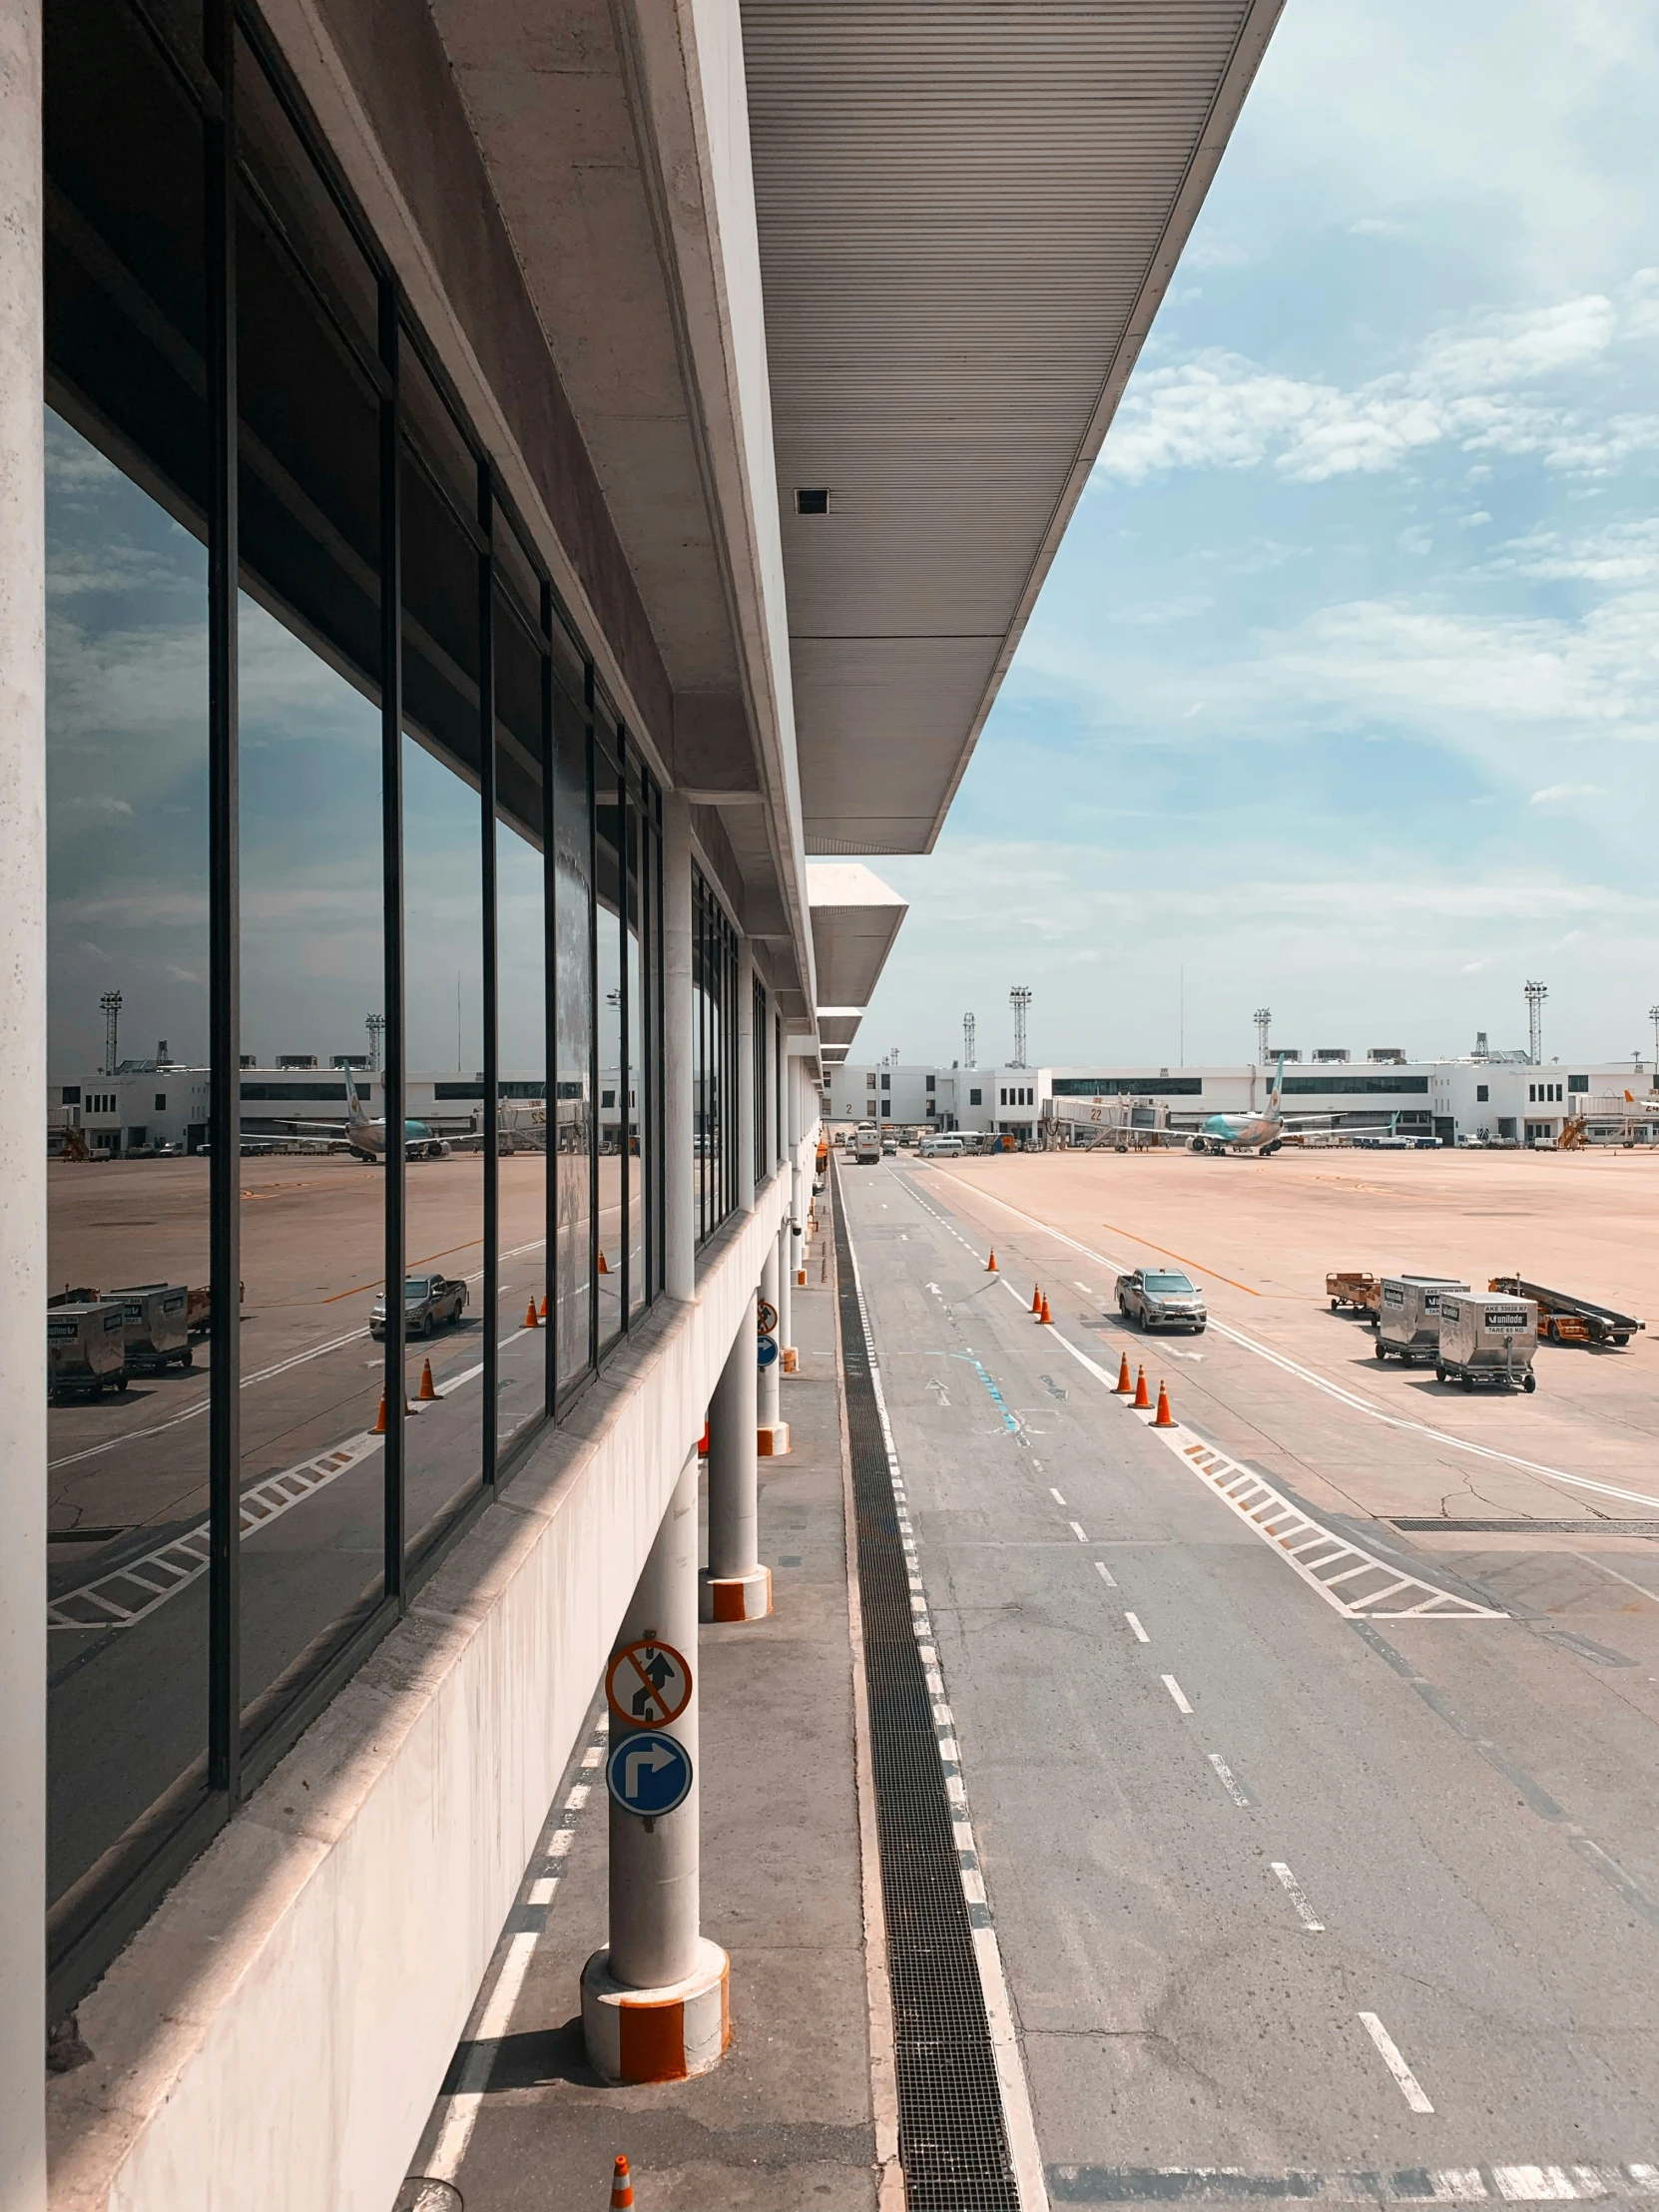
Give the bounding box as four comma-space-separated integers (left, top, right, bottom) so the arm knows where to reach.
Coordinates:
699, 1564, 773, 1623
757, 1422, 791, 1456
797, 1268, 807, 1286
781, 1347, 799, 1374
581, 1938, 731, 2084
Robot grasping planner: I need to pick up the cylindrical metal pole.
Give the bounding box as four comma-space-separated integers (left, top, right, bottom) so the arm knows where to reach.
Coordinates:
661, 795, 694, 1303
707, 1295, 758, 1580
607, 1447, 701, 1989
0, 3, 47, 2199
775, 1216, 793, 1366
758, 1240, 781, 1427
736, 937, 756, 1214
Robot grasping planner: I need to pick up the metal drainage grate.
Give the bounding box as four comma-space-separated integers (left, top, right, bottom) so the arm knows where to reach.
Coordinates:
1391, 1518, 1659, 1537
833, 1168, 1019, 2212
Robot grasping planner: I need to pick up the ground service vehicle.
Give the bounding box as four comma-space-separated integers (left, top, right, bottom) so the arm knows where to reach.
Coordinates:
1486, 1275, 1642, 1349
853, 1129, 881, 1166
1376, 1276, 1466, 1365
370, 1272, 469, 1341
1436, 1292, 1537, 1391
47, 1302, 129, 1400
109, 1283, 193, 1371
1327, 1271, 1381, 1315
918, 1134, 965, 1159
1116, 1268, 1207, 1333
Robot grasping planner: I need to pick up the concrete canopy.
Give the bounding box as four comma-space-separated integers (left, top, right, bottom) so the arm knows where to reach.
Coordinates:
816, 1009, 865, 1049
808, 862, 908, 1017
744, 0, 1284, 854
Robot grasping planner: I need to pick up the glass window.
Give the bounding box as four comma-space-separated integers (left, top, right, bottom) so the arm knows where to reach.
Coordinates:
43, 0, 214, 1953
494, 585, 549, 1453
595, 726, 624, 1356
625, 794, 646, 1323
553, 674, 594, 1391
693, 868, 738, 1244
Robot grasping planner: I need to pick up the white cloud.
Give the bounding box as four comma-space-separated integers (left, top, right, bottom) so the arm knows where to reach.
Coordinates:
1097, 288, 1659, 487
1491, 516, 1659, 581
1530, 783, 1609, 804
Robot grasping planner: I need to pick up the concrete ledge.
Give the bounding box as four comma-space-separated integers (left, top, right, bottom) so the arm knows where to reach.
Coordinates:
47, 1177, 788, 2212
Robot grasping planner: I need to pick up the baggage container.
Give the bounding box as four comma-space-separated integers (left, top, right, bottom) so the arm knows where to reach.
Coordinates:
1435, 1292, 1536, 1391
108, 1282, 194, 1370
47, 1302, 129, 1400
1376, 1275, 1467, 1364
1327, 1271, 1380, 1315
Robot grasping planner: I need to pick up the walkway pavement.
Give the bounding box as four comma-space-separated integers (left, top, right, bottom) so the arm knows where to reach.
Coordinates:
399, 1203, 881, 2210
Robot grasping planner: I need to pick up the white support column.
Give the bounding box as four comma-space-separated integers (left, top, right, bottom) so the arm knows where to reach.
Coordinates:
661, 795, 694, 1304
736, 934, 756, 1214
581, 1448, 729, 2083
757, 1238, 788, 1455
775, 1213, 795, 1374
0, 4, 46, 2201
701, 1293, 770, 1622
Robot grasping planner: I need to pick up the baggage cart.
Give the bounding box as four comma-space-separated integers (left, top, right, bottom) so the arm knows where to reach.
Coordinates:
108, 1282, 194, 1370
1376, 1275, 1467, 1364
47, 1302, 129, 1401
1435, 1292, 1536, 1391
1486, 1276, 1642, 1350
1327, 1271, 1380, 1315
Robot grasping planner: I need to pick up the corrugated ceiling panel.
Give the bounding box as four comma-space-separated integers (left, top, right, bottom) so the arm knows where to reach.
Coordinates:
743, 0, 1264, 851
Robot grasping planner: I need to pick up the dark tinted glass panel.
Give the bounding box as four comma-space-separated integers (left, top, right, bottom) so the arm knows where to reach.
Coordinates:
495, 590, 549, 1452
625, 796, 645, 1322
235, 51, 387, 1733
595, 732, 624, 1356
553, 679, 593, 1389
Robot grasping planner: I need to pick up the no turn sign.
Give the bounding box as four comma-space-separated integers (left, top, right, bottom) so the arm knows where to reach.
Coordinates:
604, 1637, 693, 1728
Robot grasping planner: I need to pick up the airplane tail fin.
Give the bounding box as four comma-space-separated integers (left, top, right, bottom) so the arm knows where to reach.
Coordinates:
345, 1078, 369, 1127
1268, 1052, 1285, 1114
1626, 1089, 1636, 1104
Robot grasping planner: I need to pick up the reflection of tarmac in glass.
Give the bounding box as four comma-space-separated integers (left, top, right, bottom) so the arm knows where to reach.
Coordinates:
44, 1153, 625, 1904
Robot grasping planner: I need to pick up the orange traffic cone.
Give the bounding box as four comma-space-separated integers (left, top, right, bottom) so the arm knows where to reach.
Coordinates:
1132, 1365, 1151, 1410
610, 2155, 635, 2210
1039, 1293, 1053, 1326
1154, 1379, 1174, 1427
418, 1359, 437, 1401
525, 1299, 539, 1329
539, 1294, 548, 1320
598, 1250, 610, 1275
1030, 1283, 1042, 1314
373, 1391, 387, 1434
1114, 1352, 1133, 1394
986, 1249, 998, 1273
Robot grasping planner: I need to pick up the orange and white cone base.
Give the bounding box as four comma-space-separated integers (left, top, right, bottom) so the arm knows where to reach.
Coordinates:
582, 1937, 731, 2084
610, 2154, 635, 2209
699, 1563, 772, 1623
757, 1421, 791, 1456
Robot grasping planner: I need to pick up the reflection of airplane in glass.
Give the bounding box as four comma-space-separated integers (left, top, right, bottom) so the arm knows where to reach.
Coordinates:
1188, 1057, 1396, 1157
275, 1081, 452, 1162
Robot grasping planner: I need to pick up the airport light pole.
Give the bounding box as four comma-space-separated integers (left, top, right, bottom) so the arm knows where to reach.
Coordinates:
100, 988, 122, 1077
963, 1011, 975, 1068
1254, 1007, 1271, 1067
1524, 980, 1547, 1065
1010, 986, 1031, 1069
365, 1012, 384, 1072
1649, 1003, 1659, 1077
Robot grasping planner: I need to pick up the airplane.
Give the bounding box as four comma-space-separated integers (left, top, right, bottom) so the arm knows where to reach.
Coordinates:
264, 1080, 452, 1162
1186, 1057, 1399, 1157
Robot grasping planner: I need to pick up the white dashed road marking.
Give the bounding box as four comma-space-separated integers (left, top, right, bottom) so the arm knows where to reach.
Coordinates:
1272, 1861, 1325, 1932
1207, 1753, 1251, 1807
1125, 1612, 1150, 1643
1094, 1561, 1118, 1588
1050, 1487, 1066, 1505
1360, 2011, 1435, 2113
1068, 1520, 1088, 1543
1162, 1674, 1193, 1714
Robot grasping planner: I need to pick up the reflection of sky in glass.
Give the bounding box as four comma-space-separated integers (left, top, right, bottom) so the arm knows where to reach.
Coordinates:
497, 818, 545, 1074
239, 592, 382, 1064
46, 409, 209, 1075
403, 738, 483, 1073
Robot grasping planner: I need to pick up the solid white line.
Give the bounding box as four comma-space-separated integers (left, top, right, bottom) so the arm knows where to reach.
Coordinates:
1049, 1487, 1066, 1505
1207, 1752, 1251, 1807
1360, 2010, 1434, 2113
426, 1930, 539, 2179
1125, 1612, 1149, 1643
1271, 1862, 1326, 1932
1161, 1674, 1193, 1714
1570, 1552, 1659, 1606
937, 1172, 1659, 1516
1094, 1561, 1118, 1588
1068, 1519, 1088, 1543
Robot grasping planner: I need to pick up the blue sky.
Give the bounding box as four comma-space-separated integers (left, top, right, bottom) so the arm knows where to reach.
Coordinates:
857, 1, 1659, 1074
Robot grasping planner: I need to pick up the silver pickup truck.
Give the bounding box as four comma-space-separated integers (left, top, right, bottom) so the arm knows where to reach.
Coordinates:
1116, 1267, 1207, 1333
370, 1272, 468, 1341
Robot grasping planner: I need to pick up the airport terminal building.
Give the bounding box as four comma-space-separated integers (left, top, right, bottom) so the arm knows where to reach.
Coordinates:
0, 3, 1280, 2205
827, 1057, 1659, 1146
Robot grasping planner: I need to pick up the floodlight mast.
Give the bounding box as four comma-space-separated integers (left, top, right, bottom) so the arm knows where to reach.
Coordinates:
1254, 1007, 1271, 1066
1524, 980, 1547, 1065
1010, 986, 1031, 1069
963, 1011, 975, 1068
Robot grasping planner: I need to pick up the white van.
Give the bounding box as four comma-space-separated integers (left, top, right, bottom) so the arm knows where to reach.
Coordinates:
917, 1133, 964, 1159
